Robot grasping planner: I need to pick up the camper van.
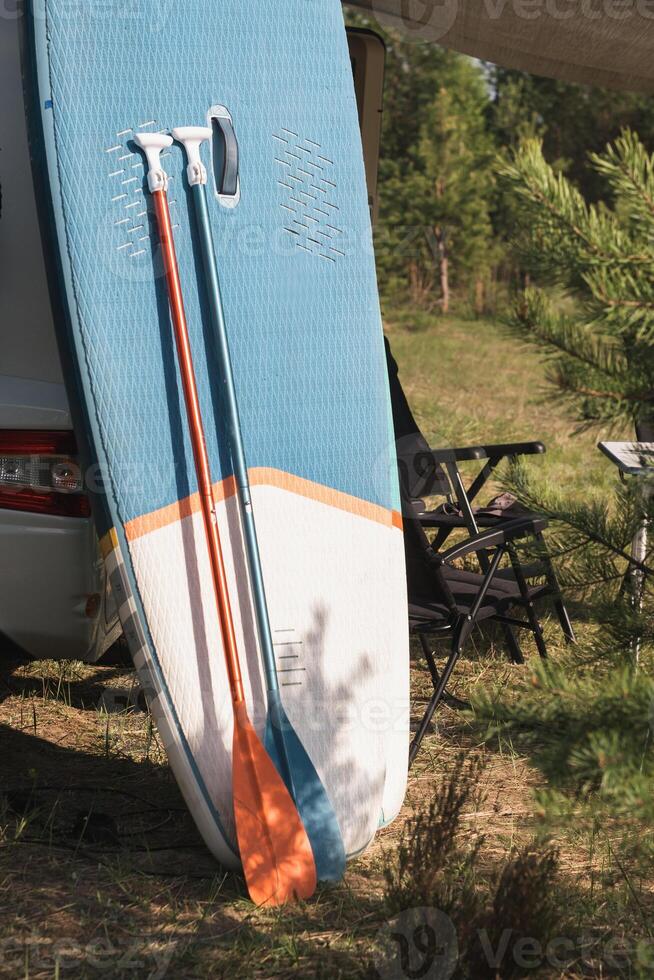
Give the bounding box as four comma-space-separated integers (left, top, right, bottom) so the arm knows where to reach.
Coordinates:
0, 11, 384, 662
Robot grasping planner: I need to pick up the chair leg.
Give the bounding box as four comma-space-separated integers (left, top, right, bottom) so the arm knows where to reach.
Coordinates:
536, 532, 575, 644
419, 634, 470, 711
501, 624, 525, 664
508, 543, 548, 660
471, 538, 525, 664
409, 639, 463, 767
553, 595, 576, 645
420, 632, 441, 688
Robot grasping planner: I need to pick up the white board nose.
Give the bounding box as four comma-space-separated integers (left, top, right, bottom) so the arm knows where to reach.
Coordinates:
172, 126, 211, 186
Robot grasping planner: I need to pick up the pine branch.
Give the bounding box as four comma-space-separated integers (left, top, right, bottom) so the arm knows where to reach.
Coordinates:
554, 380, 650, 404
504, 461, 651, 576
497, 140, 648, 283
473, 663, 654, 821
510, 289, 629, 380
508, 288, 654, 423
508, 291, 650, 427
591, 129, 654, 228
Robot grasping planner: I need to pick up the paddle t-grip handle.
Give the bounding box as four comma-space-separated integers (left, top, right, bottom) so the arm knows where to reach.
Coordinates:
133, 132, 173, 192
172, 126, 211, 186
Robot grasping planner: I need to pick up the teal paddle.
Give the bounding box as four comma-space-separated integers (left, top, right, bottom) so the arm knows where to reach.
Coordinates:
172, 123, 346, 882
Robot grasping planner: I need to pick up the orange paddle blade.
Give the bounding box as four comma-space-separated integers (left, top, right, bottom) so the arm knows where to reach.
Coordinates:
232, 703, 317, 906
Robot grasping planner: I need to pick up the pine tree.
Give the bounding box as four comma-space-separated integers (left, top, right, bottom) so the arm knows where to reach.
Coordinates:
375, 49, 497, 310
416, 57, 497, 312
499, 131, 654, 437
472, 132, 654, 872
473, 471, 654, 872
489, 68, 654, 202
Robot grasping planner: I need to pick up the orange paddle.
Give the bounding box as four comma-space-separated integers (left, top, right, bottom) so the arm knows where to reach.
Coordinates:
135, 132, 316, 905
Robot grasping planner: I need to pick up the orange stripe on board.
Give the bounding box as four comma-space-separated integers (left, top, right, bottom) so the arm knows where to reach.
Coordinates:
247, 468, 399, 531
124, 468, 401, 542
124, 475, 238, 541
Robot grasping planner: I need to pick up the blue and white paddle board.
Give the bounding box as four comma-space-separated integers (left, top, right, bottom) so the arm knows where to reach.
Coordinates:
21, 0, 409, 869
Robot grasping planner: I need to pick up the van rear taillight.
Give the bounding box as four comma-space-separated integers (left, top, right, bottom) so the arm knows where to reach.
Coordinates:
0, 430, 91, 518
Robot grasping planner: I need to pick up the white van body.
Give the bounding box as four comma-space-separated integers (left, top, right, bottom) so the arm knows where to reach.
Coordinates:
0, 15, 120, 660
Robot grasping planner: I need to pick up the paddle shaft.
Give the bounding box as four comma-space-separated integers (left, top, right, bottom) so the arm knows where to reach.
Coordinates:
152, 188, 246, 706
137, 139, 318, 904
191, 182, 280, 695
181, 168, 346, 883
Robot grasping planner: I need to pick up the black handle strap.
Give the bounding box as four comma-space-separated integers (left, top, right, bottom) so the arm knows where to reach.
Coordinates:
211, 114, 239, 198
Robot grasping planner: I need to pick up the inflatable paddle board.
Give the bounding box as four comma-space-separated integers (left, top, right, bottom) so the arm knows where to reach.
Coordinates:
20, 0, 409, 869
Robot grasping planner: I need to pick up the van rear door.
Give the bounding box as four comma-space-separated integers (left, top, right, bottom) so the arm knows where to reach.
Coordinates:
0, 15, 65, 417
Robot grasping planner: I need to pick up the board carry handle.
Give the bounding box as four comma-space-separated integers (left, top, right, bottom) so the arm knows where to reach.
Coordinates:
172, 125, 346, 883
207, 105, 240, 206
133, 131, 317, 907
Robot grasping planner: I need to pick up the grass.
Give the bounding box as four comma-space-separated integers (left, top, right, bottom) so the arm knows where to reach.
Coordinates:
0, 309, 648, 978
383, 305, 623, 498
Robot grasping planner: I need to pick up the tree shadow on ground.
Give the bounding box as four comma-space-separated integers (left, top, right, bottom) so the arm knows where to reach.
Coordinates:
0, 637, 392, 979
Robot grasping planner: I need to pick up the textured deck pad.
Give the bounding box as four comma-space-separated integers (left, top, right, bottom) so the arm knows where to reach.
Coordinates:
26, 0, 409, 866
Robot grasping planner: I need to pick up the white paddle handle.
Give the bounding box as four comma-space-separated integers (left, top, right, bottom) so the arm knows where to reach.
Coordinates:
134, 132, 173, 192
172, 126, 211, 186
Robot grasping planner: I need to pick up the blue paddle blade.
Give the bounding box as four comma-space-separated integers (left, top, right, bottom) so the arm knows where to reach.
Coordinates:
265, 691, 346, 882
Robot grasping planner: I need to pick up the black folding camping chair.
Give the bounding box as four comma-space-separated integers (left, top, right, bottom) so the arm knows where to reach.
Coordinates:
385, 337, 575, 663
403, 493, 552, 765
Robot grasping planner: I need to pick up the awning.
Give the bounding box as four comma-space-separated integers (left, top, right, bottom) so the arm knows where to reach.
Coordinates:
344, 0, 654, 92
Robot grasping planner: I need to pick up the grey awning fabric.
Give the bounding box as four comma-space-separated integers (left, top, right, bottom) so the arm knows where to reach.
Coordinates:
344, 0, 654, 93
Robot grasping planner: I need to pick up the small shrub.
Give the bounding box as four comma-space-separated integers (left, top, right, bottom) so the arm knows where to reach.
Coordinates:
383, 753, 483, 922
382, 755, 564, 978
463, 843, 561, 979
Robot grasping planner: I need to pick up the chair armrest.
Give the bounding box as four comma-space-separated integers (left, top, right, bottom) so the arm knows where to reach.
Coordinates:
439, 516, 548, 562
427, 446, 486, 463
476, 441, 546, 459
460, 441, 545, 506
